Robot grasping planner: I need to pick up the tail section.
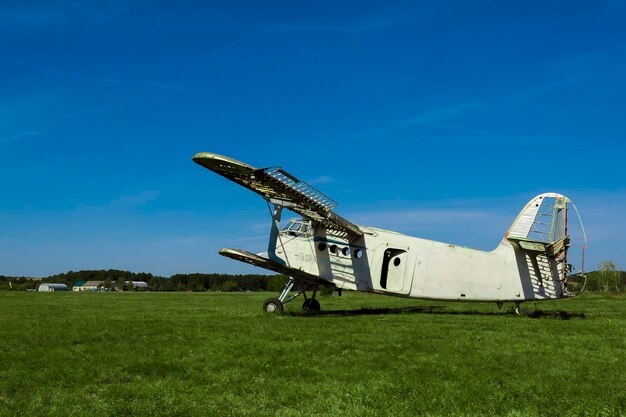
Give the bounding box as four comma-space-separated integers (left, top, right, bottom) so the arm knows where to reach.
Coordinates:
503, 193, 587, 297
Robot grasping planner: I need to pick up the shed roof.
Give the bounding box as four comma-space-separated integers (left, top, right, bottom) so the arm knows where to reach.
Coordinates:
73, 280, 111, 287
38, 283, 69, 290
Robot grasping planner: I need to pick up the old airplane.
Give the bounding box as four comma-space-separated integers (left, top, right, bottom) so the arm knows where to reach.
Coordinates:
193, 152, 588, 314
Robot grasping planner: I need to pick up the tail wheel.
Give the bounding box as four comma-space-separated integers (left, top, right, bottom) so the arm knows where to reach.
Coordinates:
263, 298, 284, 314
302, 298, 320, 313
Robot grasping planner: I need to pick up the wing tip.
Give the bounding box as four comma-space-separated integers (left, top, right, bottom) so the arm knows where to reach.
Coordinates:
192, 152, 257, 172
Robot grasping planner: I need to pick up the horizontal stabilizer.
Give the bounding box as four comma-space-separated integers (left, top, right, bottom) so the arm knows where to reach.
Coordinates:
507, 236, 569, 258
219, 248, 329, 285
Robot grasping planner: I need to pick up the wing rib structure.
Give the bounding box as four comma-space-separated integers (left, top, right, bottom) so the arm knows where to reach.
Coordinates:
193, 152, 362, 241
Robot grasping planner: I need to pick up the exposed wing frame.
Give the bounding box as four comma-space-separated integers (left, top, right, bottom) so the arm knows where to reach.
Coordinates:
193, 152, 363, 241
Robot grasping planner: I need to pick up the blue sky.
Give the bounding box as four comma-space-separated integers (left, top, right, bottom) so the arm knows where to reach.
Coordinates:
1, 0, 625, 277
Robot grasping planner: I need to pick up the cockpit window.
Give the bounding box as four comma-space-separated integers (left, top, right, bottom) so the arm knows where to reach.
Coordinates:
283, 219, 311, 236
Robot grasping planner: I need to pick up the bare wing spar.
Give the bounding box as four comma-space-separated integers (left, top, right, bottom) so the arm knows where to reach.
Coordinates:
192, 152, 363, 241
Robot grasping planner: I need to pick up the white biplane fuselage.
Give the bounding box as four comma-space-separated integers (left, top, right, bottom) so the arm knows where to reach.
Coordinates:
193, 152, 587, 313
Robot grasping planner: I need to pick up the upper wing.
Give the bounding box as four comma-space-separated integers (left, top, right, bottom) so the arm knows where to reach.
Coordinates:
192, 152, 363, 241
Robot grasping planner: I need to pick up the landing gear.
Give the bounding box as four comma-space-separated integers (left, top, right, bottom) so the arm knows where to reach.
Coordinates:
261, 276, 298, 314
262, 276, 324, 314
514, 302, 528, 316
302, 298, 320, 313
263, 298, 284, 313
301, 283, 320, 313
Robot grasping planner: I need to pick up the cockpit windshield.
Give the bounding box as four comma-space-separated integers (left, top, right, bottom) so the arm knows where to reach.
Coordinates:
282, 218, 311, 236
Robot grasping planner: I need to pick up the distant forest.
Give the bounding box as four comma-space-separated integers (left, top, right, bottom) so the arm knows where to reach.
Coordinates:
0, 269, 624, 292
0, 270, 288, 292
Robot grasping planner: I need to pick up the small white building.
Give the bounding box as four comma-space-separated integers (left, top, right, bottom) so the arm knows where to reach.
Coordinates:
38, 283, 69, 292
72, 280, 109, 292
127, 281, 149, 290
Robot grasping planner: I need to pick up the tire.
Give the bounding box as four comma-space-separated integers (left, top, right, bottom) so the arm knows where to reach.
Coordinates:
263, 298, 284, 314
302, 298, 321, 313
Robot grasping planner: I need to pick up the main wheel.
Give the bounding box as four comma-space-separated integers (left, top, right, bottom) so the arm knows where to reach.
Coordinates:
263, 298, 284, 314
302, 298, 321, 313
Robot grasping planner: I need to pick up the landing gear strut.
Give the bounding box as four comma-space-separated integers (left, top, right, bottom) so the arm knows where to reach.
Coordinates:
302, 285, 320, 312
514, 302, 528, 316
262, 277, 322, 314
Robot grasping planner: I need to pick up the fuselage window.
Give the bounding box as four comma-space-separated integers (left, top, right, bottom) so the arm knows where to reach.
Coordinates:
282, 219, 311, 237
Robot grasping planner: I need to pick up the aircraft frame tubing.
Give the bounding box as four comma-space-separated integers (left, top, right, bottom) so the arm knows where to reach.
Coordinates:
278, 277, 301, 304
277, 276, 321, 305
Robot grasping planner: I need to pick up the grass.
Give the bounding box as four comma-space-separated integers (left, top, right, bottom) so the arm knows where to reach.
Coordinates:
0, 291, 624, 417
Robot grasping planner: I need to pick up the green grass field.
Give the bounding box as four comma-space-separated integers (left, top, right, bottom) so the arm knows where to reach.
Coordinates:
0, 291, 624, 417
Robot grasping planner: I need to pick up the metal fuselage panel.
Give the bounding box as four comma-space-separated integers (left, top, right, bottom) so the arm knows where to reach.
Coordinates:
274, 227, 564, 302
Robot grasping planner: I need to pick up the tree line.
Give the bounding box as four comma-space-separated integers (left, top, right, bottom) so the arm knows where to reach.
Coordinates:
0, 269, 287, 292
1, 262, 625, 292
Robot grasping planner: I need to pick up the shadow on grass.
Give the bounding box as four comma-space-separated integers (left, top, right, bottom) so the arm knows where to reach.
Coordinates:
287, 306, 586, 319
525, 310, 586, 319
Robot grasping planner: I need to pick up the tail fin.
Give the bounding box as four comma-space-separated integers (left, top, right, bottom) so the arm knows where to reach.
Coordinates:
504, 193, 587, 295
506, 193, 567, 243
